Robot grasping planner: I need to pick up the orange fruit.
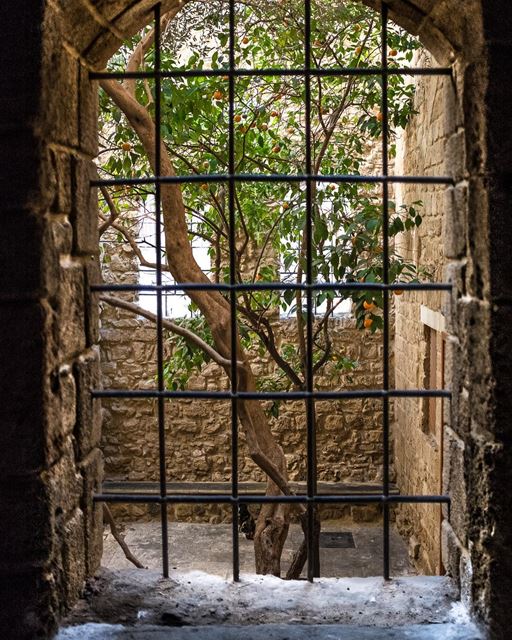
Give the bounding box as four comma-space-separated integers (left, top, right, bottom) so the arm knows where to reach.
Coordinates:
242, 36, 249, 45
355, 46, 363, 56
121, 142, 132, 152
363, 300, 375, 311
394, 289, 404, 296
364, 317, 373, 329
200, 183, 209, 191
213, 90, 223, 100
376, 112, 384, 122
282, 202, 290, 210
271, 110, 279, 117
222, 75, 229, 81
272, 144, 281, 153
259, 123, 269, 131
234, 114, 242, 123
389, 49, 398, 57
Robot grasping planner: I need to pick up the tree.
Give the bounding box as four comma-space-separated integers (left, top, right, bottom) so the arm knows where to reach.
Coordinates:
98, 0, 423, 578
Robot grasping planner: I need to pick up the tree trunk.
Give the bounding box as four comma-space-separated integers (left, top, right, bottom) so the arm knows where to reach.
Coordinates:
100, 78, 293, 576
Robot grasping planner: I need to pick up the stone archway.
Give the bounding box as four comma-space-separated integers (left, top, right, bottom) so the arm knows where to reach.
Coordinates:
2, 1, 512, 638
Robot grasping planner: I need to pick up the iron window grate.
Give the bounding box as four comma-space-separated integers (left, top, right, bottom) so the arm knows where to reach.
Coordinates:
90, 0, 453, 583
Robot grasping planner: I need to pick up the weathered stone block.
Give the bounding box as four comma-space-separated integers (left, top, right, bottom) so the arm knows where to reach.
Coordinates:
58, 260, 86, 359
462, 62, 487, 175
41, 10, 79, 148
466, 176, 489, 300
78, 63, 99, 157
71, 157, 99, 256
443, 336, 468, 436
445, 130, 466, 183
442, 260, 465, 335
51, 216, 74, 256
74, 347, 102, 459
443, 72, 463, 135
45, 440, 83, 518
443, 184, 467, 259
441, 519, 462, 585
80, 448, 104, 574
61, 508, 86, 603
58, 364, 77, 435
443, 426, 468, 545
49, 150, 73, 215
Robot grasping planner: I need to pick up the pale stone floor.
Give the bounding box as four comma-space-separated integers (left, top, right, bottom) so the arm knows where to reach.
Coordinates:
101, 520, 415, 578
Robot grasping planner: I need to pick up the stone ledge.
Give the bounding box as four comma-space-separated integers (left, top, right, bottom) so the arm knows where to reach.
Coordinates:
57, 622, 484, 639
101, 480, 400, 496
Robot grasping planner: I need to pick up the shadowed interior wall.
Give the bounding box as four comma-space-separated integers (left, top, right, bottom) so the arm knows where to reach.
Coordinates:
1, 1, 512, 639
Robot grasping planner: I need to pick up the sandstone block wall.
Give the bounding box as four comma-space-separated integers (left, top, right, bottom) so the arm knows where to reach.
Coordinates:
392, 50, 450, 575
99, 246, 387, 523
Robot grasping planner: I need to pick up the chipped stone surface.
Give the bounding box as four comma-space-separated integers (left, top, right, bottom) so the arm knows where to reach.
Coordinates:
58, 568, 475, 633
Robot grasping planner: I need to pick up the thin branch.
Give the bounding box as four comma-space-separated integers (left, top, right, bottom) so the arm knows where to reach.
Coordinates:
238, 305, 303, 389
103, 504, 145, 569
108, 220, 172, 272
98, 186, 122, 236
100, 294, 241, 369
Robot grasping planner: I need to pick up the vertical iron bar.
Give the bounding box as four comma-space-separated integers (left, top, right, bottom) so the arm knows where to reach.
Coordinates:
229, 0, 240, 583
381, 1, 391, 582
304, 0, 318, 582
154, 3, 170, 579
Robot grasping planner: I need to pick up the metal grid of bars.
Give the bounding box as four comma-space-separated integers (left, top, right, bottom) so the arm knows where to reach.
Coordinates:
90, 0, 452, 582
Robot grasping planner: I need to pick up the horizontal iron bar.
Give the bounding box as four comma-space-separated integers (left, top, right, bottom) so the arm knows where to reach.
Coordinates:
91, 281, 452, 293
90, 67, 451, 80
92, 173, 453, 187
92, 388, 451, 400
93, 493, 450, 505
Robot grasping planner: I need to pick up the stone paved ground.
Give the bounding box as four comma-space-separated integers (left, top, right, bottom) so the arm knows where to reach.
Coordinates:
101, 520, 415, 578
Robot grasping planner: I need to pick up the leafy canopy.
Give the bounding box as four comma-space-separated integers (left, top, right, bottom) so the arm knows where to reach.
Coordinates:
98, 0, 425, 394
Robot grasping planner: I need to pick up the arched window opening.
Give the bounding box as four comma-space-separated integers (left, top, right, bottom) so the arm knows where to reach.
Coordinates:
92, 0, 454, 587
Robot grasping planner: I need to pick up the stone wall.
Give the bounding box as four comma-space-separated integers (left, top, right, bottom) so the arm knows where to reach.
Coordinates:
3, 1, 512, 639
100, 246, 387, 523
391, 50, 450, 574
0, 3, 103, 638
